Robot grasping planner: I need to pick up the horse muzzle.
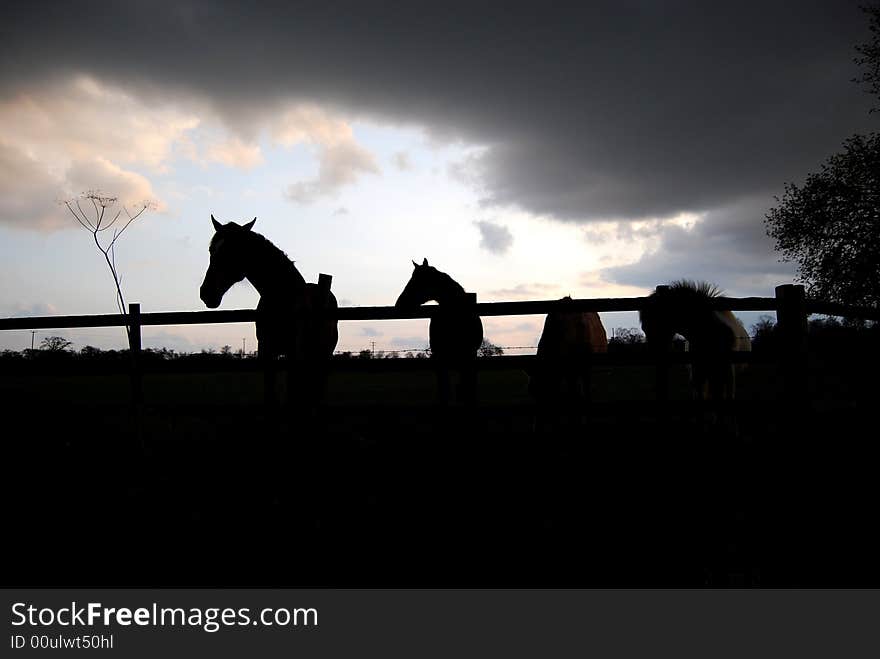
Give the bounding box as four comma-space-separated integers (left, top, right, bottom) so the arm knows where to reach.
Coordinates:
200, 285, 222, 309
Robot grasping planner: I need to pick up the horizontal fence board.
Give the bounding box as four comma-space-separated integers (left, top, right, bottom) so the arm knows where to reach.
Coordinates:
0, 312, 130, 330
0, 296, 782, 330
2, 294, 877, 332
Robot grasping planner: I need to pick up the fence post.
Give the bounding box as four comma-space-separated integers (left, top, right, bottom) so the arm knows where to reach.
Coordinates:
653, 285, 670, 403
463, 292, 479, 406
318, 273, 332, 307
128, 303, 143, 406
775, 284, 808, 402
314, 273, 333, 409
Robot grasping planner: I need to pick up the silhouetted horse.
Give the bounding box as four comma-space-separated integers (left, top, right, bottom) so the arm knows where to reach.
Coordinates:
640, 280, 750, 401
395, 259, 483, 404
529, 296, 608, 430
199, 216, 338, 408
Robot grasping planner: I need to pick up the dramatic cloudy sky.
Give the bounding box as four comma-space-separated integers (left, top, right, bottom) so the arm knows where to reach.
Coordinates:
0, 1, 875, 352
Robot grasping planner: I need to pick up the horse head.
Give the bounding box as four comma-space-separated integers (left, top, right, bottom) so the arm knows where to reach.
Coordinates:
395, 258, 439, 308
199, 215, 257, 308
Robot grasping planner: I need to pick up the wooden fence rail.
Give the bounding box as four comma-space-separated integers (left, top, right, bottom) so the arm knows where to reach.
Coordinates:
1, 291, 878, 333
2, 283, 878, 407
0, 296, 780, 330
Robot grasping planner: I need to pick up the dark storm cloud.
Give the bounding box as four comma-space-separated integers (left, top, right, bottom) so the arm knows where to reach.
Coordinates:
599, 196, 797, 295
1, 0, 874, 223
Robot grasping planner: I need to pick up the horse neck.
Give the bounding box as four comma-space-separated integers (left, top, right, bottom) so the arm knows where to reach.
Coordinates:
242, 235, 307, 299
432, 273, 467, 306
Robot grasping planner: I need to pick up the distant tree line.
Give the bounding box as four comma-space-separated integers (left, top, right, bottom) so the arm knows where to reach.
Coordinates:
750, 315, 879, 354
334, 349, 430, 360
2, 323, 873, 364
0, 339, 257, 363
0, 337, 504, 361
606, 320, 878, 355
333, 338, 506, 359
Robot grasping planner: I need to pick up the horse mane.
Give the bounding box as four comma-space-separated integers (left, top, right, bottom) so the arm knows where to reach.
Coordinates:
666, 279, 724, 299
416, 264, 467, 300
434, 268, 466, 296
640, 279, 724, 326
211, 228, 302, 277
250, 231, 296, 266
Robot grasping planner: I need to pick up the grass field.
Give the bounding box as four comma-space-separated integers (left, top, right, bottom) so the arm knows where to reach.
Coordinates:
2, 360, 780, 404
2, 357, 877, 587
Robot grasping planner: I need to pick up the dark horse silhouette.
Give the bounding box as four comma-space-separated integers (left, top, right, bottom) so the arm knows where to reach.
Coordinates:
639, 280, 750, 401
199, 215, 338, 407
395, 258, 483, 404
529, 296, 608, 429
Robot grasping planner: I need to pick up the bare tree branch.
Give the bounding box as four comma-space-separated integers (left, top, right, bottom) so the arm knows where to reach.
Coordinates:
96, 200, 106, 231
64, 201, 92, 232
65, 191, 154, 341
75, 199, 96, 231
109, 204, 148, 247
102, 209, 122, 232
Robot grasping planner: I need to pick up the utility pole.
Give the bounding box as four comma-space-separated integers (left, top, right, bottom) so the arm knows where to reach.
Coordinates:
31, 330, 36, 350
371, 340, 376, 358
242, 337, 246, 358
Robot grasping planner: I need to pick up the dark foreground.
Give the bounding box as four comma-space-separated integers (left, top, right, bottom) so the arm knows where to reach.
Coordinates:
3, 382, 878, 587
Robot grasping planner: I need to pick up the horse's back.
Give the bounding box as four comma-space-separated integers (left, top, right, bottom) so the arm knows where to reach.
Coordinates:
726, 311, 751, 352
531, 309, 607, 400
714, 310, 751, 352
256, 285, 338, 358
692, 310, 750, 400
537, 310, 608, 358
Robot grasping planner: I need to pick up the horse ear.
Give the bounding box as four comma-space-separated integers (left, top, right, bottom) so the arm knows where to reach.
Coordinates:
243, 217, 256, 231
211, 215, 222, 232
422, 258, 429, 266
412, 260, 418, 268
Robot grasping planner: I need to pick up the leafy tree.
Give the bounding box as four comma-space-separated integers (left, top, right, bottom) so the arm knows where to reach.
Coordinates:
1, 349, 25, 361
750, 315, 776, 338
765, 8, 880, 308
608, 327, 645, 345
154, 347, 179, 360
765, 133, 880, 306
607, 327, 648, 354
40, 336, 73, 352
855, 5, 880, 112
750, 315, 778, 353
478, 338, 504, 357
